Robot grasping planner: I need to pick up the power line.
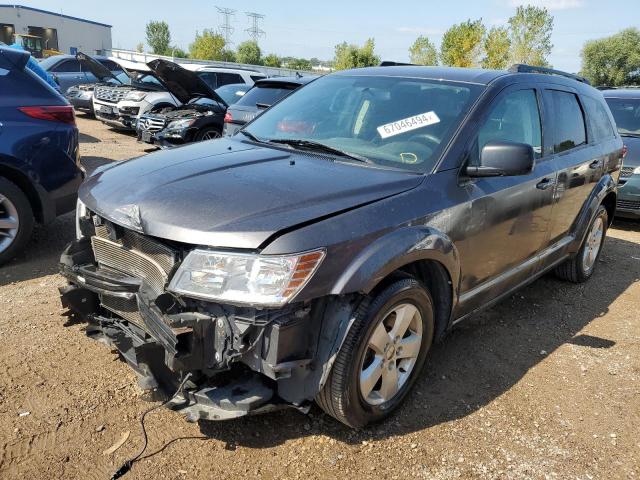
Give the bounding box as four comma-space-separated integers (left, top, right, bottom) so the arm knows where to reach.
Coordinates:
245, 12, 265, 41
216, 6, 236, 45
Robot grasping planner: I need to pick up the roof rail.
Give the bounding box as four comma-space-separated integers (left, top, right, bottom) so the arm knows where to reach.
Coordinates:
379, 61, 417, 67
509, 64, 591, 85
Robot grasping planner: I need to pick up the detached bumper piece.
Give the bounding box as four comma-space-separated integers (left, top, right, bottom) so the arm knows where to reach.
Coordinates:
59, 216, 320, 421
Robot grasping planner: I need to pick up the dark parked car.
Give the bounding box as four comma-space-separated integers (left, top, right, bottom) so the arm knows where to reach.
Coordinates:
0, 46, 82, 265
39, 53, 123, 93
602, 88, 640, 219
135, 59, 229, 147
60, 64, 622, 428
223, 75, 317, 136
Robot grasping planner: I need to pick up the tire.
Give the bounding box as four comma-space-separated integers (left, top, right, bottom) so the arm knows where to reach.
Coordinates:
195, 127, 222, 142
0, 177, 34, 266
555, 205, 608, 283
316, 278, 435, 428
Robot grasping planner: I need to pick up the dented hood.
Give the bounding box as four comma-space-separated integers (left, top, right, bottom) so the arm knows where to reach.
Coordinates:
80, 139, 422, 249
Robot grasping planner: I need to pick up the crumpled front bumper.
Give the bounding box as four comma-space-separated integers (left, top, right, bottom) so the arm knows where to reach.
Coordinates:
136, 127, 193, 149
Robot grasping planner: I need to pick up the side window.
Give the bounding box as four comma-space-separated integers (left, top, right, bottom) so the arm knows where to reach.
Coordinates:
50, 59, 81, 73
582, 96, 615, 143
217, 72, 244, 86
547, 90, 586, 153
197, 72, 218, 90
474, 89, 542, 164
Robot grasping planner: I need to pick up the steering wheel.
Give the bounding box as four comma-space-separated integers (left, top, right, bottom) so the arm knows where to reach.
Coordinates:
408, 133, 441, 149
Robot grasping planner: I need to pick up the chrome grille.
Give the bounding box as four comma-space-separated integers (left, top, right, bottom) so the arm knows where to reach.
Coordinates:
620, 166, 635, 178
138, 115, 166, 132
94, 86, 129, 103
617, 199, 640, 210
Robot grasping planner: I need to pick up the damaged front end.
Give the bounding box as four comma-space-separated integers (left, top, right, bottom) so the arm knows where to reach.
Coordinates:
60, 209, 348, 422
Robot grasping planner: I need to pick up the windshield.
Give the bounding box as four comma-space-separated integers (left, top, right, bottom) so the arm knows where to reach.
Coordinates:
130, 72, 162, 86
236, 84, 297, 108
244, 75, 482, 172
115, 71, 131, 84
215, 84, 250, 105
606, 97, 640, 135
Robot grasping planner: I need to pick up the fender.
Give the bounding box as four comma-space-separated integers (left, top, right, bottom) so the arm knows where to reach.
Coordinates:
0, 161, 52, 223
568, 173, 617, 254
330, 225, 460, 297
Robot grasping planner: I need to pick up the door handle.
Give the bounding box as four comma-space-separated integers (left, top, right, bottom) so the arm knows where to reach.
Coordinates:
589, 160, 601, 169
536, 178, 555, 190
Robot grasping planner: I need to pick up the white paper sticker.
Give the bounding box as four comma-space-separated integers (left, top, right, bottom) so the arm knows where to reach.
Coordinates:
377, 111, 440, 139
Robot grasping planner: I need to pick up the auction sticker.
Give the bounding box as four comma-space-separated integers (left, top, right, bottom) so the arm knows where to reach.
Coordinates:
377, 111, 440, 139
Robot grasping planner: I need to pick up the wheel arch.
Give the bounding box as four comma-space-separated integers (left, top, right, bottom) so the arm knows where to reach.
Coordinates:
0, 164, 44, 223
570, 173, 617, 253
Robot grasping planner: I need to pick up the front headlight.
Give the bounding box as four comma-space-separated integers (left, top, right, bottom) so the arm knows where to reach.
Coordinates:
634, 166, 640, 175
125, 91, 146, 101
167, 119, 195, 130
75, 199, 88, 240
168, 249, 325, 307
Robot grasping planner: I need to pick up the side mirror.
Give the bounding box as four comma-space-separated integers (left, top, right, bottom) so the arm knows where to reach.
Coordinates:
467, 141, 535, 177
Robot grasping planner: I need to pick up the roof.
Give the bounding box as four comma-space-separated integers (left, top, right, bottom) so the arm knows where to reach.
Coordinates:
255, 75, 318, 87
601, 88, 640, 99
336, 65, 507, 85
0, 4, 112, 28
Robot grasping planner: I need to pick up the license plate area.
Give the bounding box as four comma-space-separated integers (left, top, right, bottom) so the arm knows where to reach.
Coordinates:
141, 131, 152, 143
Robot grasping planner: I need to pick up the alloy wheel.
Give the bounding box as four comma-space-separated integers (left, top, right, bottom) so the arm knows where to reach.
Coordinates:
0, 193, 19, 254
359, 302, 423, 405
201, 130, 221, 141
582, 216, 604, 272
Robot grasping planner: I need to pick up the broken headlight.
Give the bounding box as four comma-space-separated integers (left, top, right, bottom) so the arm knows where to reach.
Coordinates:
125, 91, 146, 102
168, 249, 325, 307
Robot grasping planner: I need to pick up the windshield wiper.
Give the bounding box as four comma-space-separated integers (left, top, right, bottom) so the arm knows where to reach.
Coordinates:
620, 132, 640, 138
268, 138, 372, 163
238, 130, 265, 143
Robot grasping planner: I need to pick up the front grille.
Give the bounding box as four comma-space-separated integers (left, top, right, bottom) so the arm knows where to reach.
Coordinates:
138, 115, 166, 132
620, 166, 635, 178
95, 86, 129, 103
617, 199, 640, 210
100, 294, 146, 328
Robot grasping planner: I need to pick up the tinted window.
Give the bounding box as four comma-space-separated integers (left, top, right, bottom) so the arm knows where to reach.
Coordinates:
197, 72, 217, 90
251, 74, 266, 82
50, 59, 81, 73
547, 90, 586, 153
235, 85, 296, 108
582, 96, 615, 142
245, 75, 482, 173
217, 72, 244, 86
214, 83, 250, 105
605, 97, 640, 135
475, 89, 542, 163
99, 59, 122, 72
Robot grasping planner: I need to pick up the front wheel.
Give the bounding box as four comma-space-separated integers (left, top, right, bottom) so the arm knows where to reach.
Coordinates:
195, 127, 222, 142
0, 177, 34, 266
316, 278, 435, 428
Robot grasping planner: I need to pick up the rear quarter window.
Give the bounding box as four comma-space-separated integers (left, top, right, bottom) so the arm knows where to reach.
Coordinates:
235, 85, 295, 108
582, 96, 615, 142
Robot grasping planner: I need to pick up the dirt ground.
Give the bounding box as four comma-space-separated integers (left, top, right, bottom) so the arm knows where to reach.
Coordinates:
0, 115, 638, 480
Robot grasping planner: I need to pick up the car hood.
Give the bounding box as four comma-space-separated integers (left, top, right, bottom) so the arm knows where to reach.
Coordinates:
147, 59, 227, 107
76, 52, 120, 83
80, 138, 423, 249
622, 135, 640, 167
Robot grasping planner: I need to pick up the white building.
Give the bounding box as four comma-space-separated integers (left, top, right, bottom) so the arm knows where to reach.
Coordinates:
0, 4, 111, 58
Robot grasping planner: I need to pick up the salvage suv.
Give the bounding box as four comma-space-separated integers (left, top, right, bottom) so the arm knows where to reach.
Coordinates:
60, 64, 622, 428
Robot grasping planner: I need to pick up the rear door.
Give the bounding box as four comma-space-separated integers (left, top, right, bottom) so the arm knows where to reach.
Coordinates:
542, 88, 603, 246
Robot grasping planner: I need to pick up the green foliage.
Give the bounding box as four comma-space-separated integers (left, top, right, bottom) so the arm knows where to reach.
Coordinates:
145, 21, 171, 55
333, 38, 380, 70
482, 27, 511, 69
581, 28, 640, 86
440, 19, 485, 67
263, 53, 281, 67
236, 40, 262, 65
409, 36, 438, 66
288, 58, 312, 70
135, 42, 144, 53
168, 46, 188, 58
508, 5, 553, 66
189, 29, 226, 61
220, 49, 236, 62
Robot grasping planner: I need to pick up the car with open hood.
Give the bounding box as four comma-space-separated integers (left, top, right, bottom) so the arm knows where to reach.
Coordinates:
135, 59, 230, 147
60, 63, 622, 428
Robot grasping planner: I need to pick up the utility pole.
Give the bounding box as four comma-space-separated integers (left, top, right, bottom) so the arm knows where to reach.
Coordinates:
245, 12, 265, 41
216, 6, 236, 46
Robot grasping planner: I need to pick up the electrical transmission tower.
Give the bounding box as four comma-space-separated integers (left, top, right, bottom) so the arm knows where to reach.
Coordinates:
245, 12, 265, 40
216, 6, 236, 45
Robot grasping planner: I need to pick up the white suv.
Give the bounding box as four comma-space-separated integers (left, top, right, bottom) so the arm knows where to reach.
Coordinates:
93, 62, 265, 130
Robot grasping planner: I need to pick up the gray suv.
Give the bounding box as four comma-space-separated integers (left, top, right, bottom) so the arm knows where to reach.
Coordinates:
60, 64, 622, 428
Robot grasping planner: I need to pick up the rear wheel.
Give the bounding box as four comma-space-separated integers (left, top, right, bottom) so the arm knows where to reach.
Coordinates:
316, 278, 435, 428
555, 205, 608, 283
0, 177, 34, 266
195, 127, 222, 141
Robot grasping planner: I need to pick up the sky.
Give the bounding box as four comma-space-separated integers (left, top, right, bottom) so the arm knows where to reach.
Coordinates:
17, 0, 640, 72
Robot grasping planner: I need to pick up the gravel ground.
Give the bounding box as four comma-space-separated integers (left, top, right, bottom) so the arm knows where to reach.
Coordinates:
0, 116, 638, 479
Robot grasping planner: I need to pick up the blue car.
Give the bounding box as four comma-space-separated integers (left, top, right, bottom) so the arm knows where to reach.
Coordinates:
0, 45, 83, 264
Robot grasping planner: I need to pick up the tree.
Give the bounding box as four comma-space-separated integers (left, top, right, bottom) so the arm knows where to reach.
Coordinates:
135, 42, 144, 53
440, 19, 485, 67
409, 36, 438, 66
333, 38, 380, 70
581, 28, 640, 86
482, 27, 511, 69
288, 58, 312, 70
145, 21, 171, 55
236, 40, 262, 65
189, 30, 226, 60
220, 49, 236, 62
508, 5, 553, 66
263, 53, 281, 67
169, 46, 188, 58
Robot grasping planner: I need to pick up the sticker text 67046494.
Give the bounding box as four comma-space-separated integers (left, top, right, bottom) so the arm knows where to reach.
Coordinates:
377, 111, 441, 139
